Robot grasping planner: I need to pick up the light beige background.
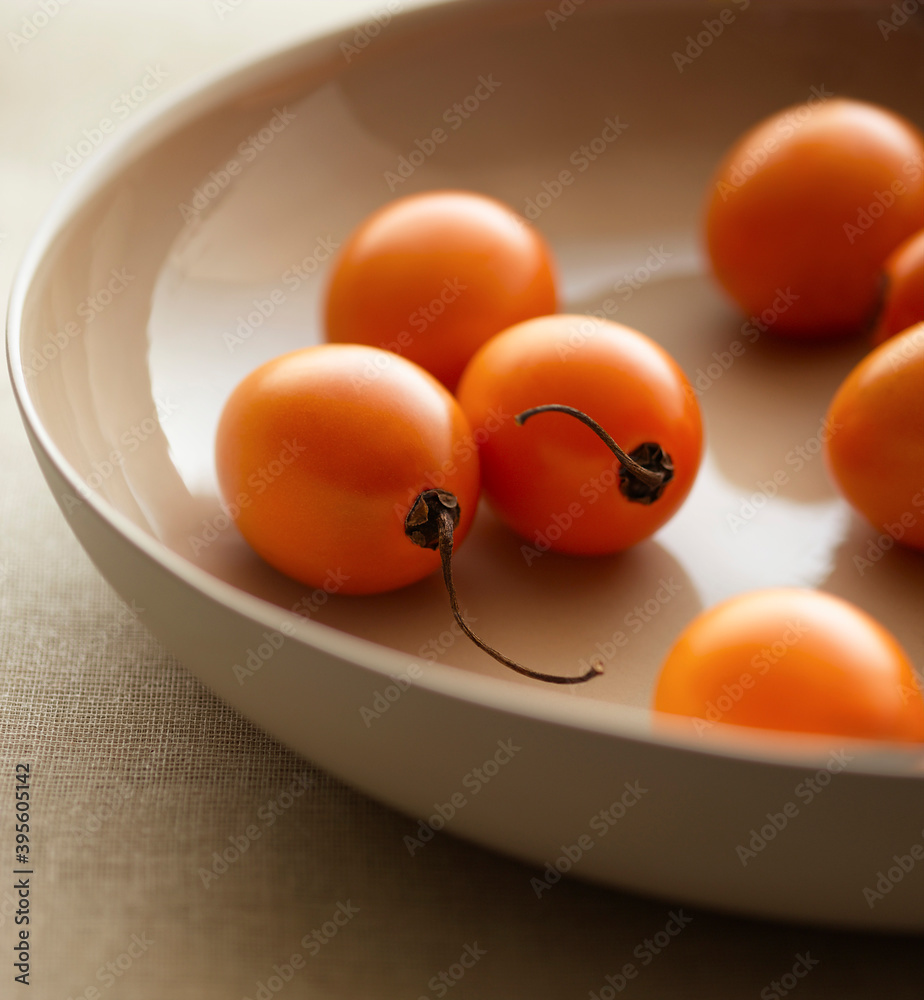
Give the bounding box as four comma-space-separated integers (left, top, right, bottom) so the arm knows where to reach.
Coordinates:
0, 1, 921, 998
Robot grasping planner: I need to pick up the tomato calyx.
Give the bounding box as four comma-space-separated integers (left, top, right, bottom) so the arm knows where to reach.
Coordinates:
405, 488, 603, 686
405, 489, 460, 549
514, 404, 674, 504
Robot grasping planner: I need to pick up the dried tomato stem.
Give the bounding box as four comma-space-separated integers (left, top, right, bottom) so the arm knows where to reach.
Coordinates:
515, 404, 674, 504
406, 490, 601, 685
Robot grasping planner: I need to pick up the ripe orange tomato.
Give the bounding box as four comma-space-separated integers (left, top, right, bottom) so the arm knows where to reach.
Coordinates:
455, 315, 703, 555
871, 229, 924, 345
706, 98, 924, 337
215, 345, 480, 594
654, 589, 924, 743
824, 323, 924, 551
324, 190, 557, 390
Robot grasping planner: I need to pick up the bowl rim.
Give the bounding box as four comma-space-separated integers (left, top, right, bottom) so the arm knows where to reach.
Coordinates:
6, 0, 923, 779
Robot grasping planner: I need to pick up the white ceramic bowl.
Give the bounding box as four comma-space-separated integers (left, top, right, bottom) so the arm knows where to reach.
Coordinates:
8, 0, 924, 930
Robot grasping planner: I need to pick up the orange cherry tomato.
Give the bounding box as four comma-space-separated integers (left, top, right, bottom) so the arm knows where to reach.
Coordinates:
324, 190, 557, 390
824, 323, 924, 550
871, 229, 924, 345
654, 589, 924, 743
706, 98, 924, 337
455, 315, 703, 555
215, 344, 480, 594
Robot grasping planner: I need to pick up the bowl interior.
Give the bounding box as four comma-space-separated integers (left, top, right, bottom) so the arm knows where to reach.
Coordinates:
16, 0, 924, 724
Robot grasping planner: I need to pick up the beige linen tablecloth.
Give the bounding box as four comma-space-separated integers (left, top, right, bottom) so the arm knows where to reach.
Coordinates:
0, 2, 921, 997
